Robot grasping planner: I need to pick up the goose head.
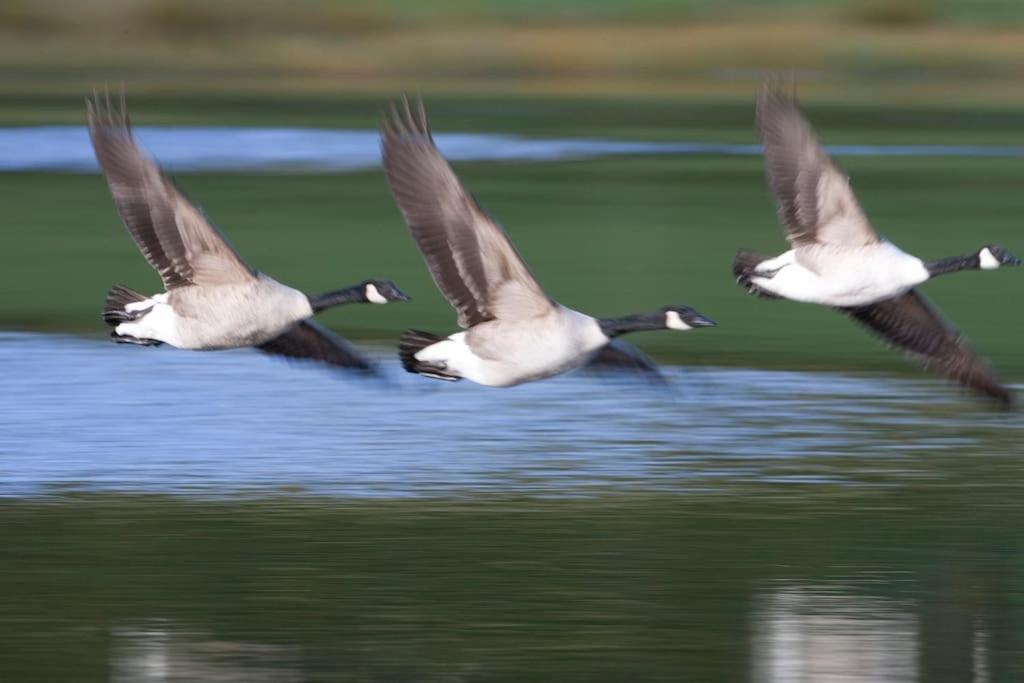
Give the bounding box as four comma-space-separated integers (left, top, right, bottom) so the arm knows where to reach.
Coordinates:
362, 280, 411, 304
663, 305, 717, 331
978, 245, 1021, 271
598, 305, 716, 338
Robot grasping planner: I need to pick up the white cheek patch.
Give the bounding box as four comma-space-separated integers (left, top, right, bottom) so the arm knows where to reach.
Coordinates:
365, 283, 388, 304
979, 247, 1000, 270
665, 310, 692, 331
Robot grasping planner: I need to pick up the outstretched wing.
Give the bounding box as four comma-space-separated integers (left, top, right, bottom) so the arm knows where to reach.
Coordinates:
585, 340, 668, 385
757, 82, 878, 249
87, 90, 255, 289
258, 320, 377, 374
840, 290, 1012, 405
380, 96, 554, 327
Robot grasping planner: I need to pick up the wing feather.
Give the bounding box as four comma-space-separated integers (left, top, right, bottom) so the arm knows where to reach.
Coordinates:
87, 90, 255, 289
840, 290, 1012, 405
757, 82, 878, 248
380, 96, 553, 327
586, 340, 667, 385
257, 320, 377, 374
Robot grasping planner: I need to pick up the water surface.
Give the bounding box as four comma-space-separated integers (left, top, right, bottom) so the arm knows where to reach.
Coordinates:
2, 332, 1019, 497
2, 332, 1023, 681
4, 126, 1024, 173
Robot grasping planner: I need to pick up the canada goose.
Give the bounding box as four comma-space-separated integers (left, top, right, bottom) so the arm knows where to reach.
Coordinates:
381, 98, 715, 387
734, 83, 1020, 405
89, 92, 409, 372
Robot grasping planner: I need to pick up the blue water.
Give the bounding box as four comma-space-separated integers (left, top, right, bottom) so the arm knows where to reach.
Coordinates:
3, 126, 1024, 173
2, 332, 1019, 497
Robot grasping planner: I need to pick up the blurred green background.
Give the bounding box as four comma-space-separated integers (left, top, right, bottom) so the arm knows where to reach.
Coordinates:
6, 0, 1024, 105
1, 0, 1022, 377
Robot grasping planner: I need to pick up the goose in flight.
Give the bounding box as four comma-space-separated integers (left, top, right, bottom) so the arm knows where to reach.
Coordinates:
89, 92, 408, 373
734, 83, 1020, 405
381, 98, 715, 388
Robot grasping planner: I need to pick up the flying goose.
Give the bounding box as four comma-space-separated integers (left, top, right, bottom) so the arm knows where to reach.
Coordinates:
734, 83, 1020, 404
381, 98, 715, 387
89, 92, 409, 372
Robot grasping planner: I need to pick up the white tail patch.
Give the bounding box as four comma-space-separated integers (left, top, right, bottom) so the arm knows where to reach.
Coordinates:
415, 333, 463, 363
755, 250, 796, 274
124, 299, 155, 313
115, 303, 181, 346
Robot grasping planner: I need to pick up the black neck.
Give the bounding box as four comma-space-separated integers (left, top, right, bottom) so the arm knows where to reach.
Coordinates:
307, 284, 365, 313
598, 313, 663, 338
925, 252, 980, 278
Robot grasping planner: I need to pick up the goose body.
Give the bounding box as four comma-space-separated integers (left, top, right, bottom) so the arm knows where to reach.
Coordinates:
735, 83, 1020, 404
382, 98, 714, 387
89, 92, 408, 372
111, 276, 313, 350
413, 305, 611, 387
747, 241, 929, 307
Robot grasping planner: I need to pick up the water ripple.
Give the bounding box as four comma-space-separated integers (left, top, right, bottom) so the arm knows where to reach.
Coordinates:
0, 332, 1019, 497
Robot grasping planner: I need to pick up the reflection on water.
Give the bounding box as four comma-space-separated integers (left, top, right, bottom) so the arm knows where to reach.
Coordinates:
753, 583, 992, 683
1, 332, 1020, 496
2, 492, 1021, 681
753, 585, 919, 683
4, 126, 1024, 173
111, 624, 302, 683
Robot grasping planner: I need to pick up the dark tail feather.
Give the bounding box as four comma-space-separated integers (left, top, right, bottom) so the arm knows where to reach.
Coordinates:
733, 249, 781, 299
733, 249, 770, 278
103, 284, 149, 326
110, 331, 163, 346
398, 329, 459, 381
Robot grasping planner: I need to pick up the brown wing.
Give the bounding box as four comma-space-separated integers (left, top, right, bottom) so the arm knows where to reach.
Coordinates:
757, 82, 878, 248
586, 341, 667, 385
87, 90, 255, 289
380, 96, 553, 327
258, 320, 377, 374
840, 290, 1012, 405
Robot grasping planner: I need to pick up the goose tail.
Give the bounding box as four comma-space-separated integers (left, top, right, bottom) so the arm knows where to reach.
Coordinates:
733, 250, 781, 299
102, 284, 149, 326
398, 329, 460, 381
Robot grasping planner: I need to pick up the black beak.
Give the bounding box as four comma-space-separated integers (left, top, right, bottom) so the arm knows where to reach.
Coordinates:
391, 287, 412, 302
986, 245, 1021, 266
688, 313, 716, 328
